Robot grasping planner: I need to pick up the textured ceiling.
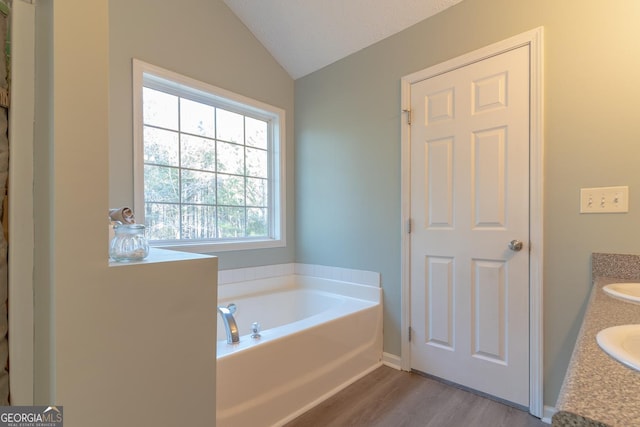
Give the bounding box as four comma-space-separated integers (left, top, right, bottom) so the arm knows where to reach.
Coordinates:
224, 0, 465, 79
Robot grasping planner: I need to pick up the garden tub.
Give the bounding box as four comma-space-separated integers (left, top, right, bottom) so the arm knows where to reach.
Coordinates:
216, 274, 382, 426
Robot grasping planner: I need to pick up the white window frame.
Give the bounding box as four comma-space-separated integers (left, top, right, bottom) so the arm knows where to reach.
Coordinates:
132, 59, 286, 252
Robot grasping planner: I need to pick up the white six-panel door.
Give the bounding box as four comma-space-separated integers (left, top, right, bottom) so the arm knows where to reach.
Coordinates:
410, 45, 530, 406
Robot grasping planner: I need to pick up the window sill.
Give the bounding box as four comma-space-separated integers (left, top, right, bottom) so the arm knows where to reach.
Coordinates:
151, 238, 286, 254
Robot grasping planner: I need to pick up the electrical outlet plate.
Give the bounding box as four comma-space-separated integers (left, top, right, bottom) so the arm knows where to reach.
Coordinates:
580, 186, 629, 213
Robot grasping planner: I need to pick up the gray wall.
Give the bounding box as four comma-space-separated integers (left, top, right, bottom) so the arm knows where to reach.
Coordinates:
108, 0, 296, 269
295, 0, 640, 406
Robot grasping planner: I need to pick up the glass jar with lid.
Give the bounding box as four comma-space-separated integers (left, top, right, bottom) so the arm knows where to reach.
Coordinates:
109, 223, 149, 262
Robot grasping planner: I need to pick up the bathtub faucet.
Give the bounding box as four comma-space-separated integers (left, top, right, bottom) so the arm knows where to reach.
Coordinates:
217, 303, 240, 344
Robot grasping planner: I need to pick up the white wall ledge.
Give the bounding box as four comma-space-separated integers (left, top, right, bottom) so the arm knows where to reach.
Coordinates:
108, 247, 215, 267
218, 263, 380, 287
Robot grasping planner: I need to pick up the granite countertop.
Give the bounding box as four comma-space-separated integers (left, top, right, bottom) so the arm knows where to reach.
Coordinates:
553, 267, 640, 426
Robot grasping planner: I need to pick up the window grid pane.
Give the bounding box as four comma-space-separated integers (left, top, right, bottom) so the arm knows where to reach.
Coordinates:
145, 202, 180, 241
142, 89, 271, 242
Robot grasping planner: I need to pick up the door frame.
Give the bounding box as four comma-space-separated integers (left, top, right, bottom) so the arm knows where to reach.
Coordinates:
400, 27, 544, 417
9, 0, 36, 404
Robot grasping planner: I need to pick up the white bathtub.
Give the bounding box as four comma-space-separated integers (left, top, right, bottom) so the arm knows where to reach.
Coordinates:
216, 274, 383, 427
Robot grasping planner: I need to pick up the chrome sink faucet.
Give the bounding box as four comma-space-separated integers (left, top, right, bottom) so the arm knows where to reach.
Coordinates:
217, 303, 240, 344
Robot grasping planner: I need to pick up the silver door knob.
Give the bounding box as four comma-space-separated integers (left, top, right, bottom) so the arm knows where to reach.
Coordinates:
508, 240, 524, 251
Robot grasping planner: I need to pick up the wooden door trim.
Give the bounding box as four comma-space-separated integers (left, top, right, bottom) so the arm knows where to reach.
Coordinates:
400, 27, 544, 417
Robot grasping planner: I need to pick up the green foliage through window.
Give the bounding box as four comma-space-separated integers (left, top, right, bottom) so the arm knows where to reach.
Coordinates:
142, 86, 272, 242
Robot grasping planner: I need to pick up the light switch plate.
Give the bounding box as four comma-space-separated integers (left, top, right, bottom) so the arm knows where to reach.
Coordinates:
580, 186, 629, 213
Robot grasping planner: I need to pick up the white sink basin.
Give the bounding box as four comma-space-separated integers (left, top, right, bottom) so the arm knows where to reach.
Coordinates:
603, 282, 640, 304
597, 324, 640, 371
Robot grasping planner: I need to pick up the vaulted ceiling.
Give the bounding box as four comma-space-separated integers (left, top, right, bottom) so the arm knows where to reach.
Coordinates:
223, 0, 465, 79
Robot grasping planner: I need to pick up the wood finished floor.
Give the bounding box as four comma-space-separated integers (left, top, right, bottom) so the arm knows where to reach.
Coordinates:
284, 366, 547, 427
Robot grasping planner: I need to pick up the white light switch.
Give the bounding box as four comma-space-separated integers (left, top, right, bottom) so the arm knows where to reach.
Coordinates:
580, 186, 629, 213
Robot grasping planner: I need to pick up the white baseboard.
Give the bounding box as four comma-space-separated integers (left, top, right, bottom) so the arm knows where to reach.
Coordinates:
541, 405, 556, 424
382, 352, 402, 370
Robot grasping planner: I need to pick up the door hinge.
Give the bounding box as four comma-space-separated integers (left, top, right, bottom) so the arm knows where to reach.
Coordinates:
406, 218, 412, 234
402, 108, 412, 125
408, 326, 412, 342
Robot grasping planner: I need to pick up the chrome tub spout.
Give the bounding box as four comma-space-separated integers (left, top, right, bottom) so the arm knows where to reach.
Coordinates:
217, 303, 240, 344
